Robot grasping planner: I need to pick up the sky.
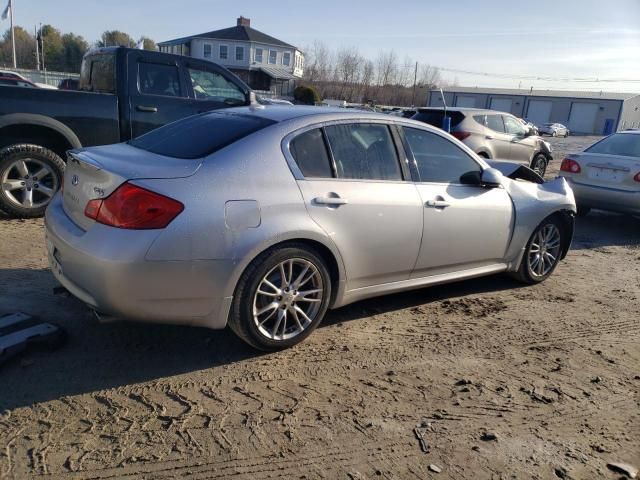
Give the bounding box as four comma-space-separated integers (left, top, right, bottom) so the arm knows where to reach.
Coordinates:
4, 0, 640, 92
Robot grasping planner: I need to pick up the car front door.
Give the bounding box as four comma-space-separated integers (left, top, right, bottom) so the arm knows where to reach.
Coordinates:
400, 126, 514, 277
182, 59, 249, 113
484, 114, 513, 160
127, 51, 196, 139
287, 122, 423, 290
504, 114, 536, 163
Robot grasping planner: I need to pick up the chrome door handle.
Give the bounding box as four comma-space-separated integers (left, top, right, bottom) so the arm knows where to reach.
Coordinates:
485, 135, 494, 140
314, 196, 348, 206
426, 200, 451, 208
136, 105, 158, 113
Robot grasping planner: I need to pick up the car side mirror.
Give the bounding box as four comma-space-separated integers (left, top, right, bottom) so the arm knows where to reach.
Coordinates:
523, 128, 533, 137
481, 168, 504, 187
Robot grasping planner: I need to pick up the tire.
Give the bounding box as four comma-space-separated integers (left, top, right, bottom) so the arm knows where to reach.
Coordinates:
228, 244, 332, 351
0, 144, 64, 218
576, 206, 591, 217
564, 132, 569, 138
512, 216, 564, 284
552, 131, 557, 137
530, 154, 547, 177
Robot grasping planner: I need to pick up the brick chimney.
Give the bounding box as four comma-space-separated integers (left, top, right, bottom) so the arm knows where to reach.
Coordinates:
237, 16, 250, 27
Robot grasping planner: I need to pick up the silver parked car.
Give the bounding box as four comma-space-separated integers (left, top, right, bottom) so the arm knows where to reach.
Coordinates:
559, 130, 640, 216
539, 123, 570, 137
412, 108, 553, 177
45, 107, 576, 350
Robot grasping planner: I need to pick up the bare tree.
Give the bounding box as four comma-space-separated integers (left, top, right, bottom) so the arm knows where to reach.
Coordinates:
418, 64, 441, 89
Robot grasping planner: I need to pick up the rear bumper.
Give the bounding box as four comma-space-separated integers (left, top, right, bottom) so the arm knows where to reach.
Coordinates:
44, 194, 234, 329
565, 178, 640, 214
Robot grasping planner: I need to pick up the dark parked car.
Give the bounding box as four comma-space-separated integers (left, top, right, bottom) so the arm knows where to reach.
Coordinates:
57, 78, 79, 90
0, 47, 252, 217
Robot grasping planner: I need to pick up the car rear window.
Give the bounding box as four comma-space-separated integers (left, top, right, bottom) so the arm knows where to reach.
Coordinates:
412, 110, 465, 129
586, 133, 640, 157
129, 113, 276, 159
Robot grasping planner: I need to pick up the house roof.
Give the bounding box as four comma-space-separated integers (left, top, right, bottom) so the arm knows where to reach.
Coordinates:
159, 25, 296, 49
432, 86, 638, 101
259, 66, 297, 80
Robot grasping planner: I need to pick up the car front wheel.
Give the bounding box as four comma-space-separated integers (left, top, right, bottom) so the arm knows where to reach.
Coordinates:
513, 217, 564, 284
229, 244, 332, 351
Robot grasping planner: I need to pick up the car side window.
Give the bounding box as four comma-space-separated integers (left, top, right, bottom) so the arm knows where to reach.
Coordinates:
289, 129, 333, 178
402, 127, 481, 184
324, 123, 402, 181
138, 62, 182, 97
503, 115, 526, 135
486, 115, 505, 133
187, 67, 246, 103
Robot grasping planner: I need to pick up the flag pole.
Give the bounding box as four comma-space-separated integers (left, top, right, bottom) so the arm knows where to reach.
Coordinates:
10, 0, 16, 68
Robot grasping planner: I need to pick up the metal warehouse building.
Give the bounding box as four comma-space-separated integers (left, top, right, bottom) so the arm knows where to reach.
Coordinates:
427, 87, 640, 135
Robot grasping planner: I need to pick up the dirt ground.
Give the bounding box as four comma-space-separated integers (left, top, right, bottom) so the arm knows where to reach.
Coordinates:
0, 135, 638, 480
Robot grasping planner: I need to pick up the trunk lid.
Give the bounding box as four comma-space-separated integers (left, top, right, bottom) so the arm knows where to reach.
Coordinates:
571, 152, 640, 192
62, 143, 202, 230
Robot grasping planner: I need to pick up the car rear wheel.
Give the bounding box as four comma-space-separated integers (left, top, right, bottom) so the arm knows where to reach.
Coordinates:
229, 244, 332, 351
552, 131, 557, 137
0, 144, 64, 218
513, 217, 564, 284
531, 154, 547, 177
564, 131, 569, 138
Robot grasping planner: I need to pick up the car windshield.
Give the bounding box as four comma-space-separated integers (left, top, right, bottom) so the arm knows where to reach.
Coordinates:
129, 113, 276, 159
586, 133, 640, 157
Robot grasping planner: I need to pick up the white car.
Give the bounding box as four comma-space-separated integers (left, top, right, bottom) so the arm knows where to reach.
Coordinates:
539, 123, 570, 137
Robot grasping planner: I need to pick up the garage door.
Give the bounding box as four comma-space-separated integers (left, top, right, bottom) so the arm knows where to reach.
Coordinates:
568, 103, 599, 134
455, 96, 477, 107
526, 100, 552, 125
489, 98, 512, 113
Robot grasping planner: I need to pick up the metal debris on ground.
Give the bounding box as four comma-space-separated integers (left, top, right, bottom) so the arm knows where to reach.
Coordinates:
607, 462, 638, 479
414, 427, 430, 453
0, 312, 65, 366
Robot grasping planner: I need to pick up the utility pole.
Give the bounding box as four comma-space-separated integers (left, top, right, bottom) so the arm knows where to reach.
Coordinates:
34, 24, 40, 70
411, 61, 418, 106
40, 23, 45, 72
9, 0, 16, 68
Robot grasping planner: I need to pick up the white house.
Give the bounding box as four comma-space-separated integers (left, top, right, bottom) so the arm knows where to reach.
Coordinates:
158, 17, 304, 96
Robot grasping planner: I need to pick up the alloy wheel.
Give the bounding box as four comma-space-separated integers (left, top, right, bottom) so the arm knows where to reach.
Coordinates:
527, 223, 561, 278
1, 158, 58, 209
252, 258, 324, 341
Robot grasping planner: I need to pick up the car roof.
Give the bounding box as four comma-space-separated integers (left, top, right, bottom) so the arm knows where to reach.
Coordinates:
205, 105, 402, 123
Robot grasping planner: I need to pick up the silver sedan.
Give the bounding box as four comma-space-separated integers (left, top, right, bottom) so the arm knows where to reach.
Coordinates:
45, 107, 576, 350
559, 130, 640, 216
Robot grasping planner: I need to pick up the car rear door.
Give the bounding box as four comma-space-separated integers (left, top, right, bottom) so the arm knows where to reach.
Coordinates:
127, 50, 197, 139
400, 126, 514, 277
287, 122, 423, 290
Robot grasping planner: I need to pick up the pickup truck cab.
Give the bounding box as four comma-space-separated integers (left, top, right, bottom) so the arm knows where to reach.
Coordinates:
0, 47, 252, 217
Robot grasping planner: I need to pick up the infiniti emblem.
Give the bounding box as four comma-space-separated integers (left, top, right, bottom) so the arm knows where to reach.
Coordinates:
71, 174, 79, 186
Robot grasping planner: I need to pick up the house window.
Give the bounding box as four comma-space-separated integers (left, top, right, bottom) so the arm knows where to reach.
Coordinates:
283, 52, 291, 66
269, 50, 277, 64
203, 44, 211, 58
236, 46, 244, 61
255, 48, 263, 63
219, 45, 228, 60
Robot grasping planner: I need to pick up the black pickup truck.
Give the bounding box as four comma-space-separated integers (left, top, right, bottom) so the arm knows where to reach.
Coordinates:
0, 47, 252, 217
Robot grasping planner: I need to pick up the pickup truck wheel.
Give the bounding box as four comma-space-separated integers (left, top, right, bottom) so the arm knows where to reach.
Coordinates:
0, 144, 64, 218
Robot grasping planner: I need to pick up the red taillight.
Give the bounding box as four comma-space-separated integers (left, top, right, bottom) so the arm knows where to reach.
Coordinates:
634, 172, 640, 183
84, 182, 183, 229
451, 131, 471, 141
560, 158, 581, 174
